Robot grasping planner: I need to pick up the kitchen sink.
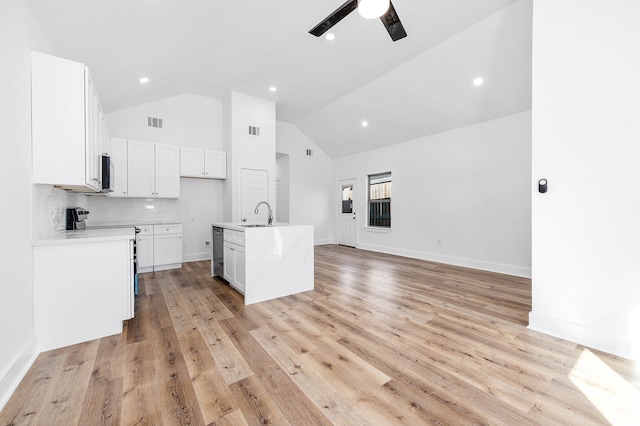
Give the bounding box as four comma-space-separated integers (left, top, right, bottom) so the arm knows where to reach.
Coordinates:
239, 224, 270, 227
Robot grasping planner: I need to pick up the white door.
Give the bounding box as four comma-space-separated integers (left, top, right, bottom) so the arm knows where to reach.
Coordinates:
241, 168, 269, 223
337, 179, 357, 247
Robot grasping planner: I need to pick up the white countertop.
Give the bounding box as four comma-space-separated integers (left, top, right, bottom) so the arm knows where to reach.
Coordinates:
212, 222, 312, 231
88, 220, 180, 228
33, 227, 136, 246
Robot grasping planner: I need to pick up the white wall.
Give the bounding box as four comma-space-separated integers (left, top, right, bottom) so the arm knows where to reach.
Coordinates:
333, 112, 532, 277
222, 91, 276, 223
530, 0, 640, 359
102, 93, 224, 261
0, 0, 53, 409
277, 122, 334, 245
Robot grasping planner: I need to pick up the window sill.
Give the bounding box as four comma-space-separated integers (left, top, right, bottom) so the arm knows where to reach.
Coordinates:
364, 226, 392, 234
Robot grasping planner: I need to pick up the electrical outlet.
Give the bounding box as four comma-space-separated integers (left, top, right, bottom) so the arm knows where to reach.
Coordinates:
205, 241, 210, 247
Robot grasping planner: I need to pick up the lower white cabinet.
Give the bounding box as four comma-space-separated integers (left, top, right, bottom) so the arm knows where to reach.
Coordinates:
34, 237, 134, 352
154, 224, 182, 267
223, 229, 245, 294
137, 223, 182, 273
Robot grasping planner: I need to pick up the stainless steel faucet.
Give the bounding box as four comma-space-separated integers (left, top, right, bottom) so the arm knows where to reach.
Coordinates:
254, 201, 273, 225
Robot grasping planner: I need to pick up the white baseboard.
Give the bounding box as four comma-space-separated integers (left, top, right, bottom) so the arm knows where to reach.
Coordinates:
314, 238, 335, 246
0, 337, 39, 411
356, 243, 532, 278
528, 311, 636, 360
182, 252, 210, 262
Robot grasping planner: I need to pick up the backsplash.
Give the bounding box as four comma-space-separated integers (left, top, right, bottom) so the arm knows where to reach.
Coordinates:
86, 196, 179, 225
33, 185, 88, 238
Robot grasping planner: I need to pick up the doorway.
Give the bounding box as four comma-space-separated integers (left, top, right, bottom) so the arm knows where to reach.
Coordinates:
337, 178, 357, 247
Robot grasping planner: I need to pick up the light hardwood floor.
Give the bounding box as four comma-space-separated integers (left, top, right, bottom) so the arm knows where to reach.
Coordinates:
1, 245, 639, 425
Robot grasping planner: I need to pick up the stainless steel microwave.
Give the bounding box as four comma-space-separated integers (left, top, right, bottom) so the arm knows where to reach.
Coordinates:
101, 155, 114, 193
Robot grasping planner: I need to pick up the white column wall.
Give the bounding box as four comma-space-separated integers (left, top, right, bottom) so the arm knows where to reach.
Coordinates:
530, 0, 640, 359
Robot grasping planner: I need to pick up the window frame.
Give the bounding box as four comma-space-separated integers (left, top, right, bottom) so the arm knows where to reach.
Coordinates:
367, 171, 391, 229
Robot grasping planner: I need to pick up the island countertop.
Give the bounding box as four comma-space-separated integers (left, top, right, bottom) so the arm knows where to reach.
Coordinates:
211, 223, 314, 305
211, 222, 311, 231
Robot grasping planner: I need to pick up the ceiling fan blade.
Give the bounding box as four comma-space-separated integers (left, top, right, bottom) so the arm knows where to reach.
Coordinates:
309, 0, 358, 37
380, 1, 407, 42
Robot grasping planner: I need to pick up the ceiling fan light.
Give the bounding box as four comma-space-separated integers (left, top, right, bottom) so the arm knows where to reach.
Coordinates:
357, 0, 390, 19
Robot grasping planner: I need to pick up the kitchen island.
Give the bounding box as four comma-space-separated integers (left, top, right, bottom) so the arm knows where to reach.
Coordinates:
211, 223, 314, 305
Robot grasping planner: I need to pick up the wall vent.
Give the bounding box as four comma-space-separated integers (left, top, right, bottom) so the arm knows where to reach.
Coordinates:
147, 116, 163, 128
248, 126, 260, 136
306, 149, 313, 156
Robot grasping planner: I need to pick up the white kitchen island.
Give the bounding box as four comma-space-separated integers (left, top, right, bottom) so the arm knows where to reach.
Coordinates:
211, 223, 314, 305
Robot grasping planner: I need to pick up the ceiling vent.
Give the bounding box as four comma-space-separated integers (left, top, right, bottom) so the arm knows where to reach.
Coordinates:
248, 126, 260, 136
147, 116, 163, 128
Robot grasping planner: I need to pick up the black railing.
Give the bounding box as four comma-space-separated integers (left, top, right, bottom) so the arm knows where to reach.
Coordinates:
369, 199, 391, 227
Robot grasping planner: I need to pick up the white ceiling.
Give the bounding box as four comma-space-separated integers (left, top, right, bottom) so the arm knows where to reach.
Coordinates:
25, 0, 531, 158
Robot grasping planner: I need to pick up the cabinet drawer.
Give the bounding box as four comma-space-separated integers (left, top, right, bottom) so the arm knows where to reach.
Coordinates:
137, 225, 153, 235
154, 224, 182, 235
223, 229, 245, 246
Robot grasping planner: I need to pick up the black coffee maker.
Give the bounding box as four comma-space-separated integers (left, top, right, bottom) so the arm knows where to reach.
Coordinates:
66, 207, 89, 230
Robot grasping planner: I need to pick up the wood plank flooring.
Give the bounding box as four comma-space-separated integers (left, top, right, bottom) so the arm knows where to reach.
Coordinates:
2, 244, 639, 425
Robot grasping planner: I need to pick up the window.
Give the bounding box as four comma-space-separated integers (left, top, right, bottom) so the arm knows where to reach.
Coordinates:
341, 184, 353, 214
368, 172, 391, 228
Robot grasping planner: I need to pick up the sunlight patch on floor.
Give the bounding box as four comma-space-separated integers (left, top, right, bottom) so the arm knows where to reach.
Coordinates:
568, 348, 640, 425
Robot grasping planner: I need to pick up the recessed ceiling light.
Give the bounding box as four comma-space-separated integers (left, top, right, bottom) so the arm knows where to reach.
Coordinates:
139, 77, 150, 84
325, 33, 335, 41
361, 121, 369, 127
473, 77, 484, 86
269, 86, 277, 92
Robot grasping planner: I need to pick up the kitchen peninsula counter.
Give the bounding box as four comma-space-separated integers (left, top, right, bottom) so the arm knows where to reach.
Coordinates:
211, 223, 314, 305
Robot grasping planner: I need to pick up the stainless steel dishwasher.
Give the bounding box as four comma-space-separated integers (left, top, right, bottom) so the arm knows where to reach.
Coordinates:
212, 226, 224, 278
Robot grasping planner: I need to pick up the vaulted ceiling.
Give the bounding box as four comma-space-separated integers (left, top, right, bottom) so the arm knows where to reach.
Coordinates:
26, 0, 531, 158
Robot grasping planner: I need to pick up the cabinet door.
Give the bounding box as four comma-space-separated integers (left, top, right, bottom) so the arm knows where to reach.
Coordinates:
223, 242, 236, 284
204, 150, 227, 179
127, 140, 155, 197
32, 52, 93, 189
109, 138, 128, 197
180, 147, 204, 178
235, 245, 245, 294
154, 234, 182, 266
155, 143, 180, 198
136, 235, 154, 268
84, 72, 102, 191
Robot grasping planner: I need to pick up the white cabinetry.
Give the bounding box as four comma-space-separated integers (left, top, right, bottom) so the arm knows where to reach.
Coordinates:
33, 238, 134, 352
137, 224, 182, 273
180, 147, 226, 179
223, 229, 245, 294
31, 51, 109, 192
154, 224, 183, 268
136, 225, 154, 269
127, 140, 180, 198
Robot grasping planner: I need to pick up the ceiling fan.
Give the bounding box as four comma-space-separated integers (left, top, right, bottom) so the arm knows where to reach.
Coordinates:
309, 0, 407, 42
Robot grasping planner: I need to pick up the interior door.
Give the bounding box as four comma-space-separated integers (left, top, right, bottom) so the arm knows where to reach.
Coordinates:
241, 168, 269, 223
337, 179, 357, 247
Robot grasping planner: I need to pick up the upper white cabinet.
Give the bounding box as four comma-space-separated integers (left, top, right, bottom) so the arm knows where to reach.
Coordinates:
109, 137, 128, 197
180, 147, 226, 179
127, 140, 180, 198
31, 51, 108, 192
